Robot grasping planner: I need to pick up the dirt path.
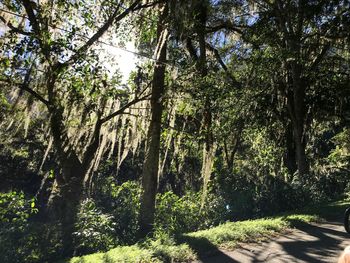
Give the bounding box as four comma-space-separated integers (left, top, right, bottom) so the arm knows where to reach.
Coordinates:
194, 221, 350, 262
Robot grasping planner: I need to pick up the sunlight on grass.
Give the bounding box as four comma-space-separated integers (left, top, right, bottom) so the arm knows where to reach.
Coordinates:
183, 214, 318, 251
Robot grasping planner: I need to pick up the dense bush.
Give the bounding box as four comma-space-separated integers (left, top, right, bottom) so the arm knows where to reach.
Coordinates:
74, 199, 117, 255
74, 181, 143, 254
0, 191, 38, 263
155, 190, 227, 234
91, 180, 228, 247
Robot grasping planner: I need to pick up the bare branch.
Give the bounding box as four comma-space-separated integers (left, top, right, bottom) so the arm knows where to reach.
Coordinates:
100, 94, 151, 124
1, 68, 50, 106
206, 20, 244, 34
206, 43, 241, 88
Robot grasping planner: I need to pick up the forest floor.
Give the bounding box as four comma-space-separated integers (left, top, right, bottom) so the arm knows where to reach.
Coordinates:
193, 220, 349, 262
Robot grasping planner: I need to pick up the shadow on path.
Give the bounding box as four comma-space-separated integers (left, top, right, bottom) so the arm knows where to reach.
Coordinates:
276, 223, 348, 262
187, 221, 350, 263
178, 235, 238, 263
250, 221, 349, 263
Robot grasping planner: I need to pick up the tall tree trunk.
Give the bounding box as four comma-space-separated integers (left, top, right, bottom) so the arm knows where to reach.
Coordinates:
223, 122, 244, 171
284, 121, 297, 179
194, 0, 216, 207
139, 3, 168, 237
46, 108, 85, 256
47, 157, 84, 257
288, 61, 309, 178
274, 1, 309, 180
47, 105, 101, 256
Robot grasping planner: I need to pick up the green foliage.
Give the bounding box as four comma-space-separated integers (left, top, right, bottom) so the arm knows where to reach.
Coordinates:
144, 233, 195, 263
0, 191, 39, 263
94, 178, 141, 242
74, 199, 117, 255
155, 190, 226, 235
216, 165, 313, 220
109, 181, 142, 244
327, 128, 350, 169
0, 92, 10, 119
155, 191, 198, 234
70, 245, 159, 263
1, 0, 350, 262
95, 180, 227, 243
0, 191, 37, 224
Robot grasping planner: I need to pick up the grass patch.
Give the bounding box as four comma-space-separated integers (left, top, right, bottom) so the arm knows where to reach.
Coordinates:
297, 199, 350, 220
68, 238, 195, 263
180, 214, 318, 255
67, 199, 350, 263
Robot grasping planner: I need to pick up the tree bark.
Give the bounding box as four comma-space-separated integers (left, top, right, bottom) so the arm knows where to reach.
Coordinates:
46, 106, 86, 256
46, 89, 102, 255
286, 61, 309, 178
194, 0, 216, 207
139, 3, 168, 237
47, 160, 84, 257
284, 121, 297, 178
276, 1, 310, 179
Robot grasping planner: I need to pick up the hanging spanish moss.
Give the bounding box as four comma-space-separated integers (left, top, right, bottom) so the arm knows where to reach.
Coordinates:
200, 142, 217, 209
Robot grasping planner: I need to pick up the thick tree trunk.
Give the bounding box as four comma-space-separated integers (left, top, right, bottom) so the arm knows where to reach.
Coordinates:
48, 159, 84, 257
44, 67, 103, 256
286, 98, 309, 179
293, 123, 309, 177
284, 121, 297, 178
275, 2, 310, 179
46, 109, 85, 256
194, 0, 216, 207
290, 62, 309, 178
46, 106, 101, 256
139, 4, 168, 237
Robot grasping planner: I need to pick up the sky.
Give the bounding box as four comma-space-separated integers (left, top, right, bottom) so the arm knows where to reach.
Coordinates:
102, 41, 138, 84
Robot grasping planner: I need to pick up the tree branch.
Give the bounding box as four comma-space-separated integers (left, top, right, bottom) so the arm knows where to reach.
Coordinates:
21, 66, 50, 106
205, 43, 241, 87
309, 42, 331, 72
134, 0, 163, 10
100, 94, 151, 124
206, 20, 244, 34
59, 0, 141, 70
0, 14, 31, 36
21, 0, 40, 34
1, 68, 50, 106
185, 38, 199, 61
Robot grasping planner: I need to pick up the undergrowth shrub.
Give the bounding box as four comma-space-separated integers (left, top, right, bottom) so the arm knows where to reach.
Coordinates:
94, 178, 141, 245
155, 190, 226, 234
0, 191, 38, 263
74, 199, 117, 255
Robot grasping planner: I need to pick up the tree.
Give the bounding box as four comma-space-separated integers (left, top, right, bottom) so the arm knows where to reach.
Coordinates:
139, 1, 169, 237
0, 0, 146, 255
247, 0, 350, 178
